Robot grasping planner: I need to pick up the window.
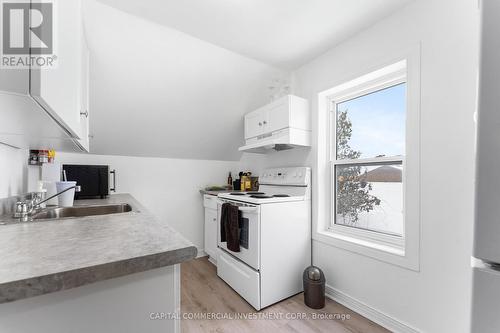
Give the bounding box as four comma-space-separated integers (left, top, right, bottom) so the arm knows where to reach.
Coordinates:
315, 54, 421, 271
332, 83, 406, 237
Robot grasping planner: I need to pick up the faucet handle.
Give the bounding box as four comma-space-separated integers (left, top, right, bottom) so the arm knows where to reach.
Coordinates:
13, 201, 28, 218
29, 192, 45, 209
14, 202, 23, 217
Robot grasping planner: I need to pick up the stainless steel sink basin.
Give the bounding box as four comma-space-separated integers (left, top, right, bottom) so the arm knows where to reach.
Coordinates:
31, 204, 133, 220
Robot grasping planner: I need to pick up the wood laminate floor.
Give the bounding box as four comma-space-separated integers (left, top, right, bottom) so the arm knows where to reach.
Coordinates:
181, 257, 390, 333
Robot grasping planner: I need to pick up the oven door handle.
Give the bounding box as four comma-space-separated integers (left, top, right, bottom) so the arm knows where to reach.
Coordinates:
238, 206, 258, 212
217, 199, 259, 213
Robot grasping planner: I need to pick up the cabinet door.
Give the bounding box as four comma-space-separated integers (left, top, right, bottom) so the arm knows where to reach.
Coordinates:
244, 109, 265, 139
30, 0, 83, 139
266, 99, 289, 133
204, 208, 218, 260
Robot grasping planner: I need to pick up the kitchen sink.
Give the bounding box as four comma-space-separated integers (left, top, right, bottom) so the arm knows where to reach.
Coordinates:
30, 203, 133, 220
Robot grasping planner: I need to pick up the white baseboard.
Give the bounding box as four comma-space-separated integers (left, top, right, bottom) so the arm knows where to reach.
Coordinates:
207, 256, 217, 266
196, 248, 207, 259
325, 284, 420, 333
195, 248, 217, 266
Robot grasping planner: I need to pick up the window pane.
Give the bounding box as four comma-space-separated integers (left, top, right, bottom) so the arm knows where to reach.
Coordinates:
335, 163, 403, 236
336, 83, 406, 160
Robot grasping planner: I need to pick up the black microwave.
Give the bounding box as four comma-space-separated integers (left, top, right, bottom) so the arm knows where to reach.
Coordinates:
62, 165, 115, 199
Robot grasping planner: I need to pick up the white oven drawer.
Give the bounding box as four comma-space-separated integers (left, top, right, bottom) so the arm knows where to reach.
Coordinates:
203, 195, 217, 209
217, 251, 261, 310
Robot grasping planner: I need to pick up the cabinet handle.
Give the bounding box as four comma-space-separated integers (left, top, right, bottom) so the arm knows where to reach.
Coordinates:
258, 122, 262, 126
80, 110, 89, 118
213, 218, 216, 221
263, 120, 267, 125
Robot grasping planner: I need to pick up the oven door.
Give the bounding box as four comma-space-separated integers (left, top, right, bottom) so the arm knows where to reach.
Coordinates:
217, 198, 260, 270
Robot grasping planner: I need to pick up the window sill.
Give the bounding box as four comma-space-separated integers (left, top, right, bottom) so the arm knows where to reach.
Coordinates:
313, 229, 419, 271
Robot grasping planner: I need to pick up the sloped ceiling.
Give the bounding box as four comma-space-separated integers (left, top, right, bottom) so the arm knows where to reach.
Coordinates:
84, 0, 287, 161
97, 0, 413, 69
84, 0, 412, 161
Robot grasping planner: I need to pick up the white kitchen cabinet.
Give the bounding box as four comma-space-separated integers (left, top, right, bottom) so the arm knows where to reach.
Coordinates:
0, 0, 90, 152
204, 209, 217, 262
0, 93, 84, 151
30, 0, 84, 140
244, 95, 310, 140
244, 109, 268, 139
240, 95, 310, 153
203, 195, 218, 265
266, 102, 289, 133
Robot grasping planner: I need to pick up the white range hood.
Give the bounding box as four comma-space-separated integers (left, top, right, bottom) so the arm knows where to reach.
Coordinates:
238, 95, 311, 154
238, 128, 311, 154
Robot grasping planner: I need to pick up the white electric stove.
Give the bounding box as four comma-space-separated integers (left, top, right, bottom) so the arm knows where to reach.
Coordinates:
216, 167, 311, 310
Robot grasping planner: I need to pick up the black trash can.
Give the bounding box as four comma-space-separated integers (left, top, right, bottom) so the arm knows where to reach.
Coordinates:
303, 266, 325, 309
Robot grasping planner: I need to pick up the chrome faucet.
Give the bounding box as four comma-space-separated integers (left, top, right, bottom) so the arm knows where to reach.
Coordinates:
13, 185, 81, 221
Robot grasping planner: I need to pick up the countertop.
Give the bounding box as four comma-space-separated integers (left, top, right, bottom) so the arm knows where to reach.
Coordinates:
199, 189, 233, 196
0, 194, 197, 303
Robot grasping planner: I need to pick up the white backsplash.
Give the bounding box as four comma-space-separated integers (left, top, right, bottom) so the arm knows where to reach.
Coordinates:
0, 144, 28, 215
0, 144, 26, 198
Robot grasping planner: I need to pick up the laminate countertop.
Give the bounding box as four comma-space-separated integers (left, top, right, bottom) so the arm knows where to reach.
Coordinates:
0, 194, 197, 303
199, 189, 233, 196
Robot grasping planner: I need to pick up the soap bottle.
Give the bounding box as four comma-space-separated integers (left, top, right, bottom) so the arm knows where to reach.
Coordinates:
240, 172, 246, 191
245, 172, 252, 191
227, 172, 233, 189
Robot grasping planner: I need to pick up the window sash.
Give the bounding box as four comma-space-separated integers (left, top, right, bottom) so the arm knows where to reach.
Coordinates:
327, 69, 406, 106
333, 156, 404, 166
328, 74, 407, 245
329, 77, 407, 163
330, 159, 405, 240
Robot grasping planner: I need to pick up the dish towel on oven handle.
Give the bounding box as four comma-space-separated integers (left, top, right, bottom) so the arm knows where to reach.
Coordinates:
220, 202, 241, 252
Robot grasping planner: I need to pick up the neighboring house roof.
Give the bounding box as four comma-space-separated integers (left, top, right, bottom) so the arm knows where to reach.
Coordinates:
365, 165, 402, 183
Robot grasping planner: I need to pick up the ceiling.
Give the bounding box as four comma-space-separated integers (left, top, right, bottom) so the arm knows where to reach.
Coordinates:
97, 0, 413, 69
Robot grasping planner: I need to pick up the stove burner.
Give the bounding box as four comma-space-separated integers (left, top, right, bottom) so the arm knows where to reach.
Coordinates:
273, 194, 290, 197
246, 191, 265, 195
230, 192, 245, 195
250, 195, 273, 199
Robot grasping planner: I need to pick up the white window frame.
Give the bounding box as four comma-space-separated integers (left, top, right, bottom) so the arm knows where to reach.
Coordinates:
314, 48, 421, 271
328, 68, 406, 252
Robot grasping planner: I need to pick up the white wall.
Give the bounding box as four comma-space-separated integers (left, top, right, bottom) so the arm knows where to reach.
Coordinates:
252, 0, 478, 332
53, 152, 262, 253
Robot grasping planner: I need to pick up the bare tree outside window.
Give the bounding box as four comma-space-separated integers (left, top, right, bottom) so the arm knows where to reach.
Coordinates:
335, 110, 381, 225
